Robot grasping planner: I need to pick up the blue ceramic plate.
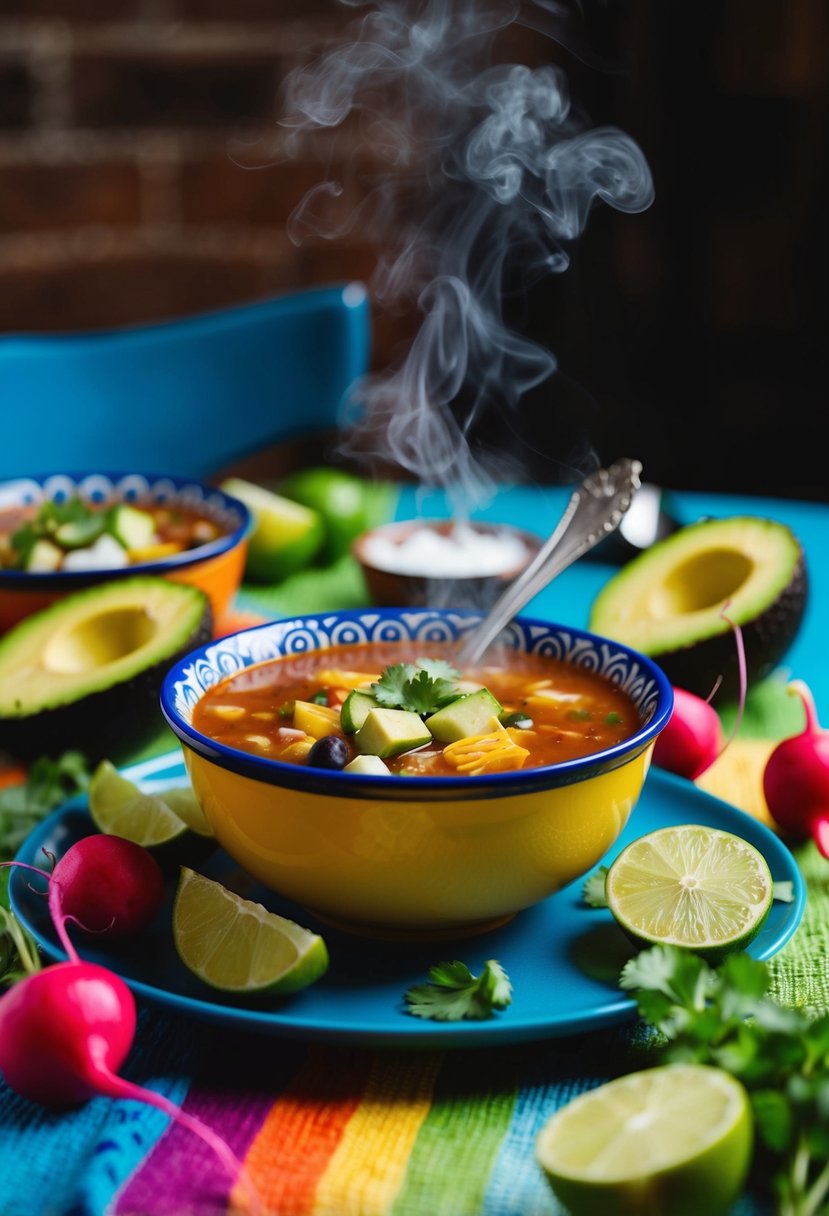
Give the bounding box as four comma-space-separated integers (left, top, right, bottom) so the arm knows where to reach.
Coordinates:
10, 752, 805, 1049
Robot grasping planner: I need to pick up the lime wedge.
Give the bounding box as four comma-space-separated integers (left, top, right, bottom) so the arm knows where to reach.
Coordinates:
605, 823, 773, 961
88, 760, 189, 847
536, 1063, 753, 1216
157, 786, 213, 837
172, 867, 329, 995
220, 476, 324, 582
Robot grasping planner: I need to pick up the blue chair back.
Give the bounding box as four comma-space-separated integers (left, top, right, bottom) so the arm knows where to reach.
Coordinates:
0, 282, 371, 481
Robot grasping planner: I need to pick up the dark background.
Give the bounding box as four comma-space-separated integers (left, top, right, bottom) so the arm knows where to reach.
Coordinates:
0, 0, 826, 501
489, 0, 829, 502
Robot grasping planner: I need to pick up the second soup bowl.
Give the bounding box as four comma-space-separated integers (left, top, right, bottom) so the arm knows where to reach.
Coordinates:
161, 609, 673, 939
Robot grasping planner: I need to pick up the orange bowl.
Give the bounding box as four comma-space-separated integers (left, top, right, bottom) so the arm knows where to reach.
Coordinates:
0, 472, 253, 634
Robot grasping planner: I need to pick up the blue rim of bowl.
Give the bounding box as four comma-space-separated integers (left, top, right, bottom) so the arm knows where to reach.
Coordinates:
160, 608, 675, 800
0, 470, 254, 589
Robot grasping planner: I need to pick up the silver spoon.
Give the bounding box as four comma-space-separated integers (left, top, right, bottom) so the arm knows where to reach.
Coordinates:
454, 457, 643, 667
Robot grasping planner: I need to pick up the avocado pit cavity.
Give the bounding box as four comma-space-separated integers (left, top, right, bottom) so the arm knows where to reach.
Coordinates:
659, 548, 754, 617
589, 515, 807, 700
43, 607, 158, 676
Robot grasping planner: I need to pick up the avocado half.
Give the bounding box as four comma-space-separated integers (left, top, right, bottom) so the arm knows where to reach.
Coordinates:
588, 515, 807, 701
0, 576, 212, 763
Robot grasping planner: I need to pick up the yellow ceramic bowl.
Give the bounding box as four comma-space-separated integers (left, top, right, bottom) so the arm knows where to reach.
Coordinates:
0, 472, 252, 634
161, 609, 673, 939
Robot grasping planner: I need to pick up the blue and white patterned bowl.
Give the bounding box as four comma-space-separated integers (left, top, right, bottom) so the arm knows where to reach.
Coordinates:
160, 609, 674, 937
0, 471, 252, 630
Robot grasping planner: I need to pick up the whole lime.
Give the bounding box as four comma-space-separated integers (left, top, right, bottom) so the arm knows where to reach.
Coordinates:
278, 467, 396, 564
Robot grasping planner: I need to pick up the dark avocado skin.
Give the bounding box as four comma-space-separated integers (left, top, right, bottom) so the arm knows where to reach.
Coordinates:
0, 608, 212, 765
652, 553, 808, 702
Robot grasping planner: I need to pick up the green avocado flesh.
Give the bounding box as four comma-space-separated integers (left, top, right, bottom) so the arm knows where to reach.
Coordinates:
588, 515, 807, 701
0, 576, 212, 762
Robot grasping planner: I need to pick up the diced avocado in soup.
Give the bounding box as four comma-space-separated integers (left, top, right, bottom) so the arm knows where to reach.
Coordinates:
191, 641, 639, 778
425, 687, 503, 743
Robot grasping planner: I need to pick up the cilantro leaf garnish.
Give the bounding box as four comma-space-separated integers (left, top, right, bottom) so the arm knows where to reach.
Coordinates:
415, 657, 461, 682
0, 750, 91, 862
582, 865, 609, 907
401, 670, 459, 715
372, 663, 418, 708
404, 959, 512, 1021
371, 657, 461, 717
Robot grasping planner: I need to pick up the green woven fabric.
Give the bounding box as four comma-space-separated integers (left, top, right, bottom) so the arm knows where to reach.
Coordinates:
769, 840, 829, 1013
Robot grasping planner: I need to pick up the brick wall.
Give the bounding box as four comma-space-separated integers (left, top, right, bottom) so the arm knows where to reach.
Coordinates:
0, 1, 390, 341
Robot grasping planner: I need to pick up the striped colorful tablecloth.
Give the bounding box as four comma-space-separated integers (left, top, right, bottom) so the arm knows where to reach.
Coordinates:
2, 484, 828, 1216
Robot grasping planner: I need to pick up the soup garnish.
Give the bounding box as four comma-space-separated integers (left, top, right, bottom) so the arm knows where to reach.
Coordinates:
0, 496, 224, 574
192, 641, 639, 778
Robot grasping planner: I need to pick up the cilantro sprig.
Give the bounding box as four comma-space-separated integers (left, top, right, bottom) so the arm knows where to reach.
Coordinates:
622, 944, 829, 1216
0, 751, 91, 986
404, 959, 512, 1021
0, 751, 91, 860
372, 657, 461, 718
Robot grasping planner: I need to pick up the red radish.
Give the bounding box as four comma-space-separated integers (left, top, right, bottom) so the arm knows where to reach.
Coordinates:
2, 835, 164, 940
763, 679, 829, 859
0, 960, 260, 1212
0, 837, 262, 1213
653, 685, 725, 780
653, 601, 747, 782
52, 835, 164, 937
0, 846, 261, 1216
0, 959, 136, 1105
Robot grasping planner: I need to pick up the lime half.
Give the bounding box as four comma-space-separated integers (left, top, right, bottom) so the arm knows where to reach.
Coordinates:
221, 476, 324, 582
536, 1063, 753, 1216
606, 823, 773, 961
173, 867, 329, 995
88, 760, 190, 847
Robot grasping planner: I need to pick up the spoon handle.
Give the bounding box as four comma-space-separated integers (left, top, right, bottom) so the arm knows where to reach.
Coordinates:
455, 458, 643, 667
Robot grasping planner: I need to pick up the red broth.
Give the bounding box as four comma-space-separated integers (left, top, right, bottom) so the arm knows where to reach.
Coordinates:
191, 641, 640, 777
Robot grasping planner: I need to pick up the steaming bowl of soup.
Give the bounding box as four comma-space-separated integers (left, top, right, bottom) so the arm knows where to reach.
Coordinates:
0, 472, 253, 632
160, 608, 674, 939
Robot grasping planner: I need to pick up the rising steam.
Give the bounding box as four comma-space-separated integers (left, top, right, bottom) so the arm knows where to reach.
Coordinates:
280, 0, 654, 516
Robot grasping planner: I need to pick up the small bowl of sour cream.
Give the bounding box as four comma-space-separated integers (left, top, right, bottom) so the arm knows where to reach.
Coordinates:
352, 518, 543, 610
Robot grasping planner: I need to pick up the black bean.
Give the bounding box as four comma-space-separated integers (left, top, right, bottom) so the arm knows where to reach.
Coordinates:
308, 735, 350, 770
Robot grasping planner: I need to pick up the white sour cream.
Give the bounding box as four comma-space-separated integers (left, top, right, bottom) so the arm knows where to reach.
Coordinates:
362, 522, 530, 578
